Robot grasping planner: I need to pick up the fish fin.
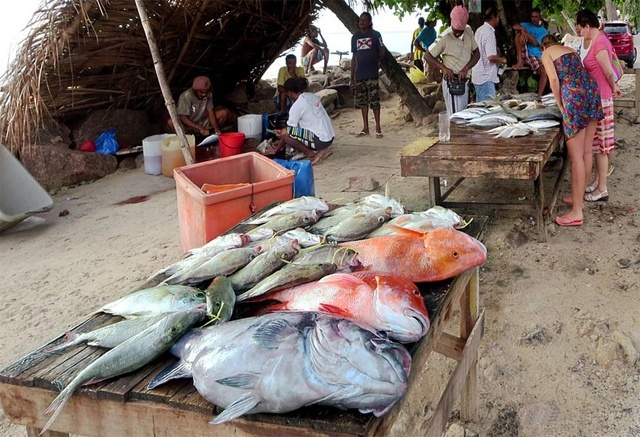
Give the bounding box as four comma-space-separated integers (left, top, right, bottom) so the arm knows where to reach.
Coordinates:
209, 393, 260, 425
266, 302, 289, 312
252, 319, 299, 349
215, 372, 260, 389
318, 303, 352, 318
147, 361, 191, 390
386, 225, 424, 238
318, 273, 363, 287
46, 331, 81, 353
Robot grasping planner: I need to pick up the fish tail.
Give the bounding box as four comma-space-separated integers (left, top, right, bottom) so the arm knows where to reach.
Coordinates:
40, 382, 77, 435
46, 332, 81, 353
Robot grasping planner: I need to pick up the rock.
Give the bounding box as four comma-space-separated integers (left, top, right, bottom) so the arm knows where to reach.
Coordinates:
342, 176, 380, 192
36, 119, 72, 148
445, 423, 478, 437
72, 109, 155, 147
378, 80, 391, 101
118, 156, 139, 170
253, 79, 276, 101
595, 338, 619, 367
339, 58, 351, 71
315, 89, 338, 109
21, 144, 118, 191
488, 407, 519, 437
616, 258, 631, 268
501, 70, 519, 95
307, 81, 324, 93
307, 74, 328, 86
379, 74, 394, 93
224, 82, 250, 105
519, 326, 551, 345
505, 228, 528, 248
433, 101, 447, 113
483, 363, 505, 381
135, 153, 145, 168
330, 75, 351, 86
612, 331, 639, 365
247, 100, 277, 116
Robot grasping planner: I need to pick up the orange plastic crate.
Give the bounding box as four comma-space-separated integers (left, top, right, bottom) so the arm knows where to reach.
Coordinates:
174, 152, 294, 252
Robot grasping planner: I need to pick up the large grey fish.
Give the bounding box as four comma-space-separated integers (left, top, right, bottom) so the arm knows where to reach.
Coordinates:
322, 207, 392, 242
498, 101, 561, 122
40, 310, 205, 434
291, 244, 361, 272
368, 206, 464, 237
163, 246, 260, 286
228, 239, 300, 292
243, 197, 329, 225
325, 194, 406, 218
246, 210, 321, 239
148, 312, 411, 424
100, 285, 206, 319
236, 262, 337, 302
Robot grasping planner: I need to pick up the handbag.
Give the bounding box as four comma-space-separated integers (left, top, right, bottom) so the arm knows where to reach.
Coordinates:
447, 76, 467, 96
611, 52, 623, 83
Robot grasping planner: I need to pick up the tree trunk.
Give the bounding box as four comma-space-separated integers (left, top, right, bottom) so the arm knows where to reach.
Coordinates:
605, 0, 618, 21
322, 0, 432, 122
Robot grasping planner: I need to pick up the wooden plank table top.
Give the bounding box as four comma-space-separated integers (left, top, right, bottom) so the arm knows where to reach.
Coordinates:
0, 216, 488, 437
400, 124, 565, 242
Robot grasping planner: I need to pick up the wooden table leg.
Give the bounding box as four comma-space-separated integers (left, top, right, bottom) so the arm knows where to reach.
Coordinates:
26, 427, 68, 437
459, 267, 480, 422
428, 177, 441, 207
534, 174, 547, 243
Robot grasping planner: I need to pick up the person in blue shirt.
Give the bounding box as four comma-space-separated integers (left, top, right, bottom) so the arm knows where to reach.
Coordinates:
413, 19, 437, 72
513, 8, 549, 95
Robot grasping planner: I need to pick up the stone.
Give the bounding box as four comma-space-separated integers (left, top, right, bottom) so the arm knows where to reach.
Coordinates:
252, 80, 276, 101
307, 81, 324, 93
21, 144, 118, 192
224, 82, 249, 105
445, 423, 478, 437
247, 100, 277, 116
339, 58, 351, 71
595, 338, 619, 368
307, 74, 328, 86
72, 109, 155, 148
378, 80, 391, 101
483, 363, 505, 381
36, 119, 72, 148
315, 89, 338, 109
433, 100, 447, 113
612, 331, 639, 365
505, 228, 528, 248
342, 176, 380, 192
330, 75, 351, 86
118, 156, 139, 170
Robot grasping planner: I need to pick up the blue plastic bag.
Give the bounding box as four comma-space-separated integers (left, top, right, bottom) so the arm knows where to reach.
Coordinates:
274, 158, 315, 198
94, 128, 119, 155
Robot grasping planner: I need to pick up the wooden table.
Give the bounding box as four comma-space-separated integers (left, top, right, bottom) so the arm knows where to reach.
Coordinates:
400, 125, 565, 242
0, 217, 487, 437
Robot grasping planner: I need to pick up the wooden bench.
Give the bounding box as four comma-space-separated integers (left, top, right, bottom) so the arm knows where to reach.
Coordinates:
613, 68, 640, 122
399, 126, 566, 242
0, 217, 489, 437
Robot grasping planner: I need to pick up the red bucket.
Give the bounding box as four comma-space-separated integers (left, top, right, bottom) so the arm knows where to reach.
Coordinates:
218, 133, 246, 158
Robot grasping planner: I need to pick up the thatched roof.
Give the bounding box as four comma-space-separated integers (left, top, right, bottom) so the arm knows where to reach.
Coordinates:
0, 0, 318, 154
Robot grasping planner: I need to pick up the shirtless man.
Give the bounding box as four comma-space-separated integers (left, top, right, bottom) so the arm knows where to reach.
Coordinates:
301, 25, 330, 74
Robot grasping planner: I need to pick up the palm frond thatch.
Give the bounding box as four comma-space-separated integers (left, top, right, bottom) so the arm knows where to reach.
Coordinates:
0, 0, 317, 154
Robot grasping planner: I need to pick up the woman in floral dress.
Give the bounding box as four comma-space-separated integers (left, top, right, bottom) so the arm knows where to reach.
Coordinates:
540, 34, 603, 227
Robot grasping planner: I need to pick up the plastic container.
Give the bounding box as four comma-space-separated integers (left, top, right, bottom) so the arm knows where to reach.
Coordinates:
408, 66, 428, 84
142, 134, 174, 175
0, 143, 53, 231
238, 114, 263, 140
174, 152, 295, 252
218, 133, 246, 158
161, 135, 196, 178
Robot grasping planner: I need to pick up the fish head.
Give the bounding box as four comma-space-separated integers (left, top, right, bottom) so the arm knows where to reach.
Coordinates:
169, 286, 208, 312
282, 228, 322, 247
332, 247, 362, 272
248, 228, 275, 242
365, 273, 430, 342
205, 277, 236, 323
296, 209, 322, 227
280, 239, 301, 261
420, 206, 464, 229
158, 310, 206, 343
422, 228, 487, 281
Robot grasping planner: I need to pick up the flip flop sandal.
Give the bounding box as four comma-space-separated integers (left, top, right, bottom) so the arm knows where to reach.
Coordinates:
555, 215, 583, 227
355, 131, 369, 137
376, 132, 384, 138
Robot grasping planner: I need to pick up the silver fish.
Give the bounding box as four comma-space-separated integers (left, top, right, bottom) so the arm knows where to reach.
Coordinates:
323, 207, 392, 242
40, 310, 205, 434
236, 262, 338, 302
292, 244, 361, 272
164, 246, 260, 285
100, 285, 206, 319
148, 312, 411, 424
244, 197, 329, 224
229, 239, 300, 292
246, 210, 321, 238
205, 276, 236, 324
368, 206, 464, 237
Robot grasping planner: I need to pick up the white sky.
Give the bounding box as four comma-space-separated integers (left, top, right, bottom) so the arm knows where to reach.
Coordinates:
0, 0, 42, 76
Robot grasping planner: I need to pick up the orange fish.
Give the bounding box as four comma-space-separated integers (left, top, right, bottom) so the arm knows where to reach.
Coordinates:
340, 226, 487, 282
264, 272, 430, 343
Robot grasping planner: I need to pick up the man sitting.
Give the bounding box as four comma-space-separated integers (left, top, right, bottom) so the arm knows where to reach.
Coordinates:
301, 25, 330, 75
512, 8, 549, 95
167, 76, 235, 141
273, 54, 305, 112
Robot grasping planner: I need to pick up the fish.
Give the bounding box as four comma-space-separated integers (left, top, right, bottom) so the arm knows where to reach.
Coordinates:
467, 113, 517, 127
450, 107, 491, 121
40, 310, 205, 434
498, 101, 561, 122
321, 207, 392, 242
228, 239, 300, 292
263, 272, 430, 342
246, 210, 321, 238
326, 194, 406, 218
183, 233, 251, 259
523, 119, 560, 129
243, 197, 329, 224
148, 312, 411, 424
46, 315, 166, 353
341, 226, 487, 283
236, 262, 338, 302
99, 285, 206, 319
205, 276, 236, 324
368, 206, 464, 237
291, 244, 361, 272
163, 246, 260, 285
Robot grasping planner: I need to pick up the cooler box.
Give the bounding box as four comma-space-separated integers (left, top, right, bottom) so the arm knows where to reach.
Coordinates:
174, 152, 295, 252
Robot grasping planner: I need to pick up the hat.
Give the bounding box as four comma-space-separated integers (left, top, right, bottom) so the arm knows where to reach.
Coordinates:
192, 76, 211, 91
450, 6, 469, 29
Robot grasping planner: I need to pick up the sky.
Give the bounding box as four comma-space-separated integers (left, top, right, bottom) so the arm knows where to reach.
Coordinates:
0, 3, 432, 78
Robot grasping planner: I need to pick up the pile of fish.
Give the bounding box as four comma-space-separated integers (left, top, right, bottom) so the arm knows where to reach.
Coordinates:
39, 195, 487, 432
451, 93, 561, 137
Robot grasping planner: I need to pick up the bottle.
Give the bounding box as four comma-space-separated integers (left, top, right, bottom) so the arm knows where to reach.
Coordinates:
438, 111, 450, 142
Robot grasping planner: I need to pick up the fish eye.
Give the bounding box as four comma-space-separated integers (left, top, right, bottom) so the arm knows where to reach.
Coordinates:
195, 291, 205, 299
413, 290, 420, 296
452, 250, 459, 259
377, 216, 385, 223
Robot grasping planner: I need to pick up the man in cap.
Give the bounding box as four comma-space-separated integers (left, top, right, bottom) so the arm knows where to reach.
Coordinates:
423, 5, 479, 115
512, 8, 548, 95
168, 76, 235, 138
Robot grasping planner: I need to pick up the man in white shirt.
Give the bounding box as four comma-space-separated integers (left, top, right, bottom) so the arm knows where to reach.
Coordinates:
471, 6, 507, 102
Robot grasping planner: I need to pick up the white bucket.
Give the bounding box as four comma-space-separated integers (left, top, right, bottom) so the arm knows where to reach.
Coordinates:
237, 114, 263, 141
143, 134, 173, 175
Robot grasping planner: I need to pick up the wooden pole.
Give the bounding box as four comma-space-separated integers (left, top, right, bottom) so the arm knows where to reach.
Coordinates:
134, 0, 194, 165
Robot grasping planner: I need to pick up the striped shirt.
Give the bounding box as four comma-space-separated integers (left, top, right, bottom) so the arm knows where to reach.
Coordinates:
430, 27, 478, 75
471, 22, 499, 85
